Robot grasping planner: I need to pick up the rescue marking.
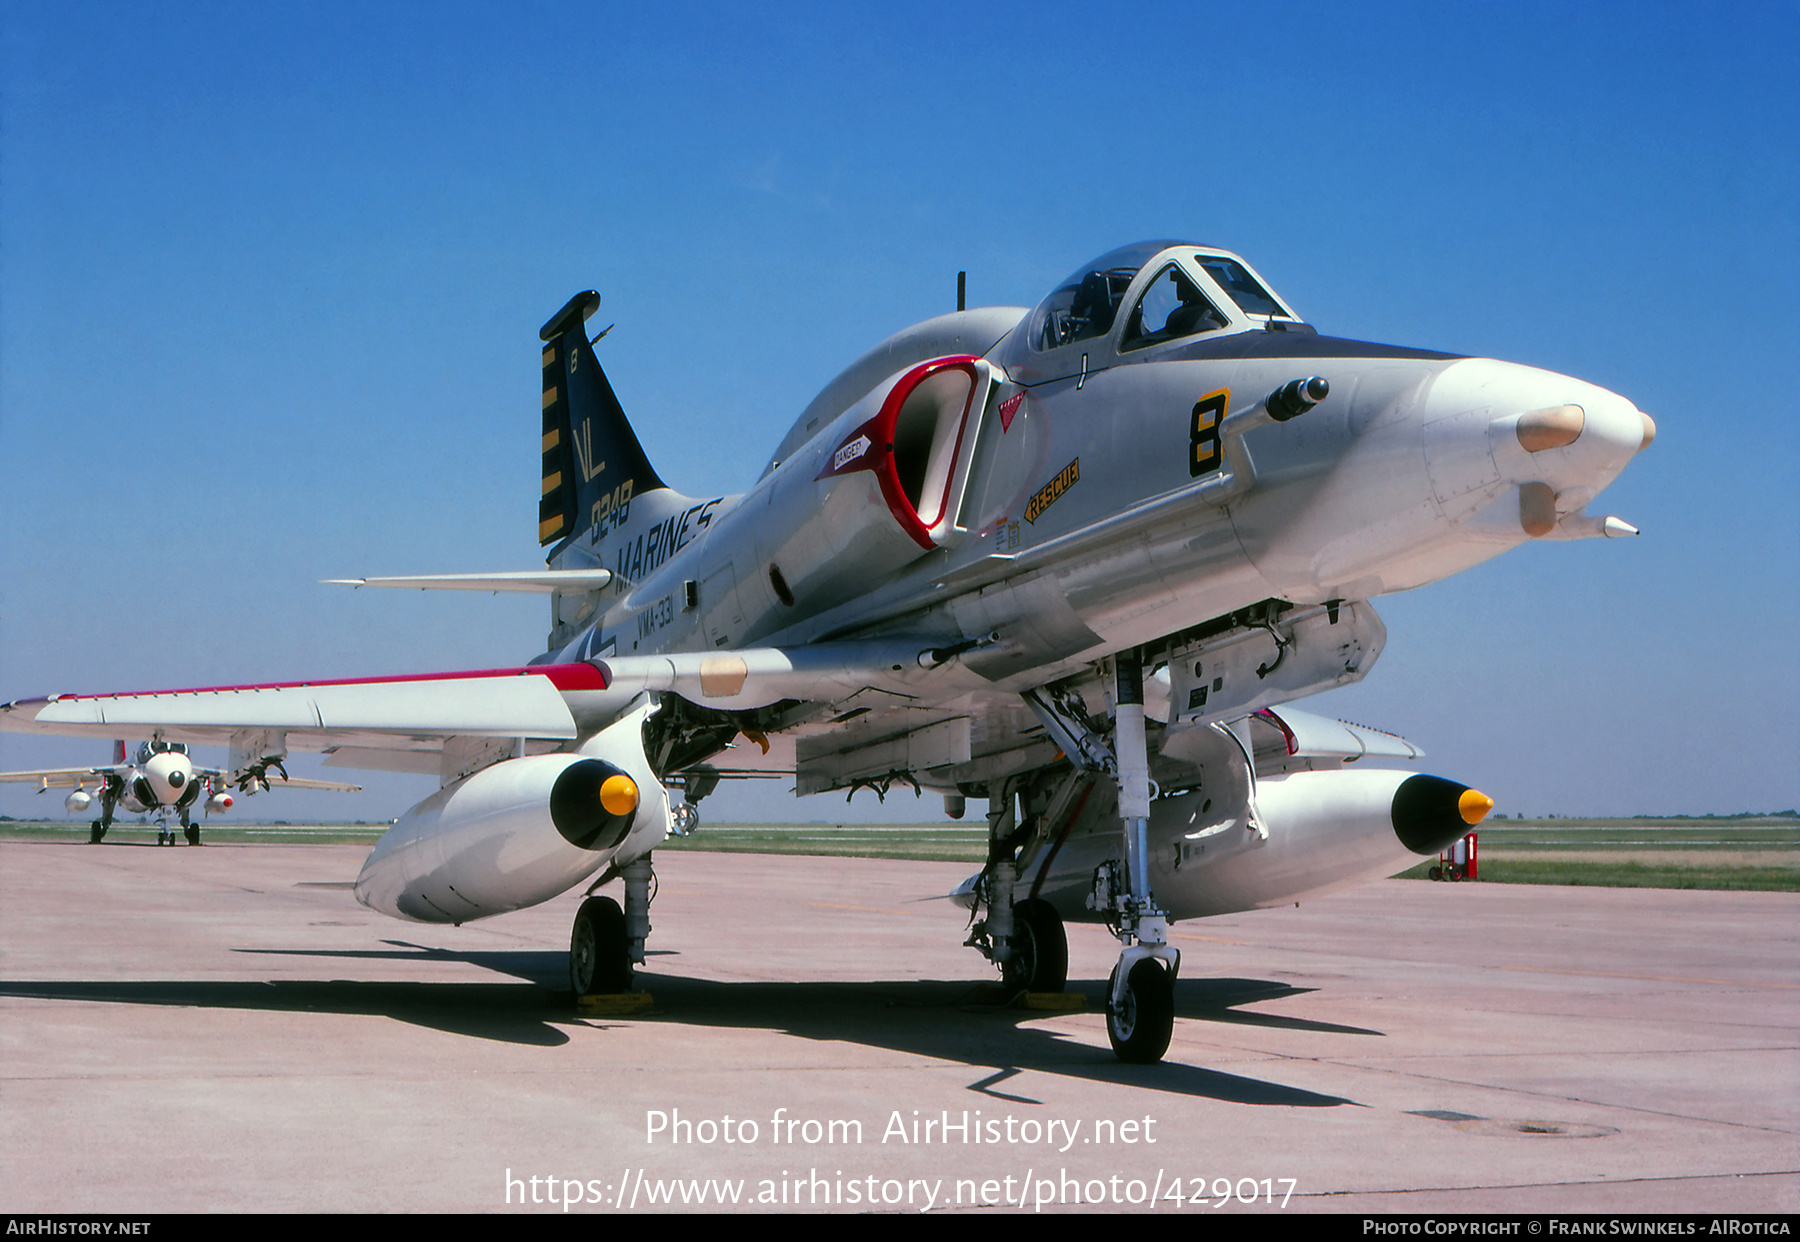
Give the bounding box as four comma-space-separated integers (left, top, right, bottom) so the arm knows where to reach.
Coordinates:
1024, 458, 1080, 524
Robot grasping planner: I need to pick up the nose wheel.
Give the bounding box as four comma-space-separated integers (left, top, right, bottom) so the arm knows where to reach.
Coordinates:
1107, 957, 1175, 1064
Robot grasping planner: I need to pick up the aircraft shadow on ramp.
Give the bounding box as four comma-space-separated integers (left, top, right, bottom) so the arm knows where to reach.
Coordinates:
0, 942, 1367, 1105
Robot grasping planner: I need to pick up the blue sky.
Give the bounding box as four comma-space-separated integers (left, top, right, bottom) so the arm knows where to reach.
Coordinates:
2, 1, 1795, 822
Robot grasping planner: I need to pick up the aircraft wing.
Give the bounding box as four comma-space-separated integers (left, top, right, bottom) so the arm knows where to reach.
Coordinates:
0, 666, 601, 763
0, 643, 975, 781
250, 774, 364, 792
0, 766, 118, 787
0, 643, 953, 740
589, 640, 961, 709
190, 767, 365, 793
0, 644, 1413, 791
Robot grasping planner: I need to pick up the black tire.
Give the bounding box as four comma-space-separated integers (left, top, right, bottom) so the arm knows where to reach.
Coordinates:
184, 824, 200, 846
1003, 899, 1068, 993
89, 820, 106, 844
570, 896, 631, 995
1107, 958, 1175, 1064
1428, 866, 1443, 881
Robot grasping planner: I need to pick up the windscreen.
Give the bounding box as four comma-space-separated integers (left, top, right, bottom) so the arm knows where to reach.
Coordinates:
1194, 255, 1291, 319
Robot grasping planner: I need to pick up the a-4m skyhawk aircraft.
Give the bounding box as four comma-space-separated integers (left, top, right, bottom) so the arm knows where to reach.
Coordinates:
0, 738, 361, 844
1, 241, 1652, 1062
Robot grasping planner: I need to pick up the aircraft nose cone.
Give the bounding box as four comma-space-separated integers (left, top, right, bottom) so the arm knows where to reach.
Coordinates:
1423, 359, 1648, 534
1391, 774, 1491, 856
144, 753, 193, 803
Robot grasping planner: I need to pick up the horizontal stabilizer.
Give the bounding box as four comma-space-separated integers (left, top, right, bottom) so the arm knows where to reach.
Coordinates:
324, 570, 615, 594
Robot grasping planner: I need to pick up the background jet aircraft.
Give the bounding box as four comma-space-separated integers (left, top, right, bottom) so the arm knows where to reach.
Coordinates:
0, 738, 361, 844
0, 242, 1652, 1061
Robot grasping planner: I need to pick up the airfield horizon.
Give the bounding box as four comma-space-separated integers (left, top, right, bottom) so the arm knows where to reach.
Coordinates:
2, 817, 1794, 892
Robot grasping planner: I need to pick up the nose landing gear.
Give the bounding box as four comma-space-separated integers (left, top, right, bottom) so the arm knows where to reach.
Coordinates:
1002, 651, 1181, 1063
1107, 955, 1176, 1064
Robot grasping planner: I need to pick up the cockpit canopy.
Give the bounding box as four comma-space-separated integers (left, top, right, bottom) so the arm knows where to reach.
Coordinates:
1023, 241, 1301, 356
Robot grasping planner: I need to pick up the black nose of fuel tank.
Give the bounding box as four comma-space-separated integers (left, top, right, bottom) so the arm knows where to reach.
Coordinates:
1391, 775, 1493, 855
551, 759, 640, 851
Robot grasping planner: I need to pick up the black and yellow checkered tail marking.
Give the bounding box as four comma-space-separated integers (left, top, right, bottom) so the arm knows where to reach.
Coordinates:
539, 343, 571, 544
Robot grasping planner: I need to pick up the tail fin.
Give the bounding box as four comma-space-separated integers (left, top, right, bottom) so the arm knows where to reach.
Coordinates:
113, 739, 127, 765
538, 291, 667, 550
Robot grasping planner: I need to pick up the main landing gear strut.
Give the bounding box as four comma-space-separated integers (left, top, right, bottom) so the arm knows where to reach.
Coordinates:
968, 777, 1072, 996
570, 855, 654, 996
568, 777, 706, 999
1098, 650, 1179, 1063
89, 797, 115, 844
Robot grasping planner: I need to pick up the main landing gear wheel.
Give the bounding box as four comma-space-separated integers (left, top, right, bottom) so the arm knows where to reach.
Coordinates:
184, 824, 200, 846
1107, 958, 1175, 1064
1003, 899, 1068, 994
569, 896, 631, 995
89, 820, 107, 844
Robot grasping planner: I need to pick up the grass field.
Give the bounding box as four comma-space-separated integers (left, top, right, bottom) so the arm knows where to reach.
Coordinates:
1394, 819, 1800, 891
0, 821, 394, 846
4, 817, 1795, 891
